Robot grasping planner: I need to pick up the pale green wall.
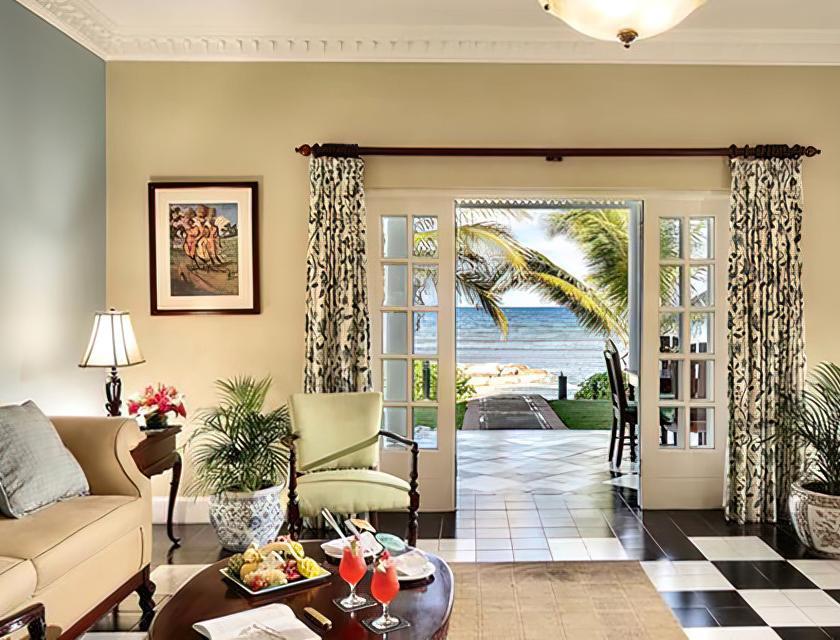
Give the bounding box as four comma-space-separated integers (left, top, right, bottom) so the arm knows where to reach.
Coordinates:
0, 0, 106, 413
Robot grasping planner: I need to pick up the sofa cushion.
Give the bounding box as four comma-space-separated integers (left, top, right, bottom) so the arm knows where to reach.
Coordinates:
0, 401, 89, 518
297, 469, 410, 517
0, 495, 143, 590
0, 556, 37, 617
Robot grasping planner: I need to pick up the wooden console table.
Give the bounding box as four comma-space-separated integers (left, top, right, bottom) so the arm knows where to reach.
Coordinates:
131, 426, 182, 546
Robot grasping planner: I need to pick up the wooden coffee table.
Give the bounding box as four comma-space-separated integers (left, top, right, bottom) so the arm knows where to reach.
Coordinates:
149, 542, 454, 639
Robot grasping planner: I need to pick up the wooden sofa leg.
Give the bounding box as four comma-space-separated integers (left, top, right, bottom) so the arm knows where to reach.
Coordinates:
0, 603, 45, 640
135, 566, 156, 615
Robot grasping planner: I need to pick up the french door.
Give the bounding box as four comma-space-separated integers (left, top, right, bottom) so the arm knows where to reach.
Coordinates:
367, 192, 456, 512
639, 194, 729, 509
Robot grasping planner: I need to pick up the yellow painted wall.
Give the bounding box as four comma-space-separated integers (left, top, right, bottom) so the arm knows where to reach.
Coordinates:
106, 63, 840, 496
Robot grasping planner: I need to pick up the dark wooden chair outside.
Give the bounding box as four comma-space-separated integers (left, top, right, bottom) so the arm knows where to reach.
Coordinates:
604, 339, 637, 468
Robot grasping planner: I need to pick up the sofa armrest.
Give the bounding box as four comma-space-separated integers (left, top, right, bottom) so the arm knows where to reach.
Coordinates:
50, 417, 149, 499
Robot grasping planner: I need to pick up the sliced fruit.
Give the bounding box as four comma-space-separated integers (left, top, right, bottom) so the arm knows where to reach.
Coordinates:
239, 562, 260, 581
297, 557, 327, 579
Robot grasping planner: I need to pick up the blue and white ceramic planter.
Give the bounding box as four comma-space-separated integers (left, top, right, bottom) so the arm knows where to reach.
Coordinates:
790, 481, 840, 558
208, 485, 285, 552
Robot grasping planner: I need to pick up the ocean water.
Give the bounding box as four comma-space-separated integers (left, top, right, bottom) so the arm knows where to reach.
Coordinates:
455, 306, 610, 386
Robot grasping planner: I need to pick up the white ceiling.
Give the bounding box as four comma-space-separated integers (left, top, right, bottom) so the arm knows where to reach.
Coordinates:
17, 0, 840, 64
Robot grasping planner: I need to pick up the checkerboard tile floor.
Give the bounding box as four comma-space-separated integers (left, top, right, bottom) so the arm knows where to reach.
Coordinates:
86, 430, 840, 638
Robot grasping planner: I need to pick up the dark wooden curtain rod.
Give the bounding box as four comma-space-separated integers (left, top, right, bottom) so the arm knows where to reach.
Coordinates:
295, 143, 821, 162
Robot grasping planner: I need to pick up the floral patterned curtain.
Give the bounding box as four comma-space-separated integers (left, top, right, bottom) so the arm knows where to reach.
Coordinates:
726, 157, 807, 524
303, 156, 371, 393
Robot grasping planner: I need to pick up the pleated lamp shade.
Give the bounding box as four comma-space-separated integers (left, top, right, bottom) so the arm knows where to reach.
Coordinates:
79, 309, 145, 368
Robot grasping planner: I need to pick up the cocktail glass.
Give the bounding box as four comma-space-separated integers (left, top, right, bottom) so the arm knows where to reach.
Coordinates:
369, 556, 401, 630
339, 541, 368, 608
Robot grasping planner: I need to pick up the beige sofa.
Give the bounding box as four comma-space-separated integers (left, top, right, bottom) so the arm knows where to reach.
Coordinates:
0, 417, 152, 639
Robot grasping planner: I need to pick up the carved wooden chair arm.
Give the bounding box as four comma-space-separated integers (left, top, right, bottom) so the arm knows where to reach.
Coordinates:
378, 430, 418, 451
0, 603, 46, 640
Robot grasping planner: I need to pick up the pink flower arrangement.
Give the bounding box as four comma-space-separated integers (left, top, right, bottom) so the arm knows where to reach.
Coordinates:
128, 384, 187, 421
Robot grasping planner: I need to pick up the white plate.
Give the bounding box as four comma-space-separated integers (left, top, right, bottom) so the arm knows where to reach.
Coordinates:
321, 535, 383, 560
220, 567, 331, 596
397, 560, 436, 582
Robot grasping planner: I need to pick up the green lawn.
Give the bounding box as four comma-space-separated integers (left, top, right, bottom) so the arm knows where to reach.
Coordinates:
453, 398, 610, 430
548, 399, 613, 430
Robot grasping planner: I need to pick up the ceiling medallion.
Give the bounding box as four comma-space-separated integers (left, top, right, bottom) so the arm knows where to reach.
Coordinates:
541, 0, 707, 48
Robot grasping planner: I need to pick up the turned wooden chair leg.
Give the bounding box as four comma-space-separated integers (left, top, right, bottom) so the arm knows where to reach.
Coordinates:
407, 440, 420, 548
407, 501, 419, 548
608, 415, 618, 462
286, 439, 302, 541
614, 419, 627, 469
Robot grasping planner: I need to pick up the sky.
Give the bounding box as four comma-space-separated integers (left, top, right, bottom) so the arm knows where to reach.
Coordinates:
457, 208, 591, 308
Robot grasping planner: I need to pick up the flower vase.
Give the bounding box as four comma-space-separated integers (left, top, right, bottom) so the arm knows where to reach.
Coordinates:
143, 413, 169, 430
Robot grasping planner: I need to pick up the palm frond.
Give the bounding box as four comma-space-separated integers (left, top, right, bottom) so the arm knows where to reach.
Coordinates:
528, 271, 626, 340
457, 222, 530, 271
779, 362, 840, 496
187, 376, 291, 495
544, 209, 630, 317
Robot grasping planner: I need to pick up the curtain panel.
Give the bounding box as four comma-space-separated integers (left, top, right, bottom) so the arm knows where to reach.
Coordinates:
726, 157, 807, 524
303, 157, 371, 393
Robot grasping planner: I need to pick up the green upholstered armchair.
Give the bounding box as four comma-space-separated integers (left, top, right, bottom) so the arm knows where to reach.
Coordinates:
285, 392, 420, 546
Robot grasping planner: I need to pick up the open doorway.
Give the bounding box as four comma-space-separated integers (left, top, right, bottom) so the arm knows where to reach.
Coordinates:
454, 198, 642, 507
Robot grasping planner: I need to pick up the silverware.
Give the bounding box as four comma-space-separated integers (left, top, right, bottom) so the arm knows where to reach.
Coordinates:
321, 508, 348, 544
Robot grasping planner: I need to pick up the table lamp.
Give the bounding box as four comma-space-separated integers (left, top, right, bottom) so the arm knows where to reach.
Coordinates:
79, 309, 145, 416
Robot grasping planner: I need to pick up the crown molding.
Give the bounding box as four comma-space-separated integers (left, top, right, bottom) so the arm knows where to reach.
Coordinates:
16, 0, 840, 65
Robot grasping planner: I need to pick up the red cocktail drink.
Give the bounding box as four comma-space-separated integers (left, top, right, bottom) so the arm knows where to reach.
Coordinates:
338, 539, 368, 609
340, 546, 366, 586
369, 554, 401, 630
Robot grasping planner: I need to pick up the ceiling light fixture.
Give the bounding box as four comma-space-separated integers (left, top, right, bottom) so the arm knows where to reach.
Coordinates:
540, 0, 707, 48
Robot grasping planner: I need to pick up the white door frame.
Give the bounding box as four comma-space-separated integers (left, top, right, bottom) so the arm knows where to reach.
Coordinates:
367, 187, 729, 512
639, 194, 730, 509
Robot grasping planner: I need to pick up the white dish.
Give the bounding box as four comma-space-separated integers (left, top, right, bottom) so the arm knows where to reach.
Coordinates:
397, 560, 436, 582
321, 532, 383, 559
220, 567, 331, 596
394, 549, 436, 582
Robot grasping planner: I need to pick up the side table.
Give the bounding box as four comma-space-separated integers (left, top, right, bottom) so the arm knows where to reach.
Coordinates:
131, 425, 182, 546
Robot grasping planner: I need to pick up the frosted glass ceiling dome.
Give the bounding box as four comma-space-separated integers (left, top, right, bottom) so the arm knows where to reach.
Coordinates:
541, 0, 707, 47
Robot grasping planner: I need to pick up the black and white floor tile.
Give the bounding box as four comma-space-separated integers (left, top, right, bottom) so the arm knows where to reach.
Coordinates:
84, 430, 840, 638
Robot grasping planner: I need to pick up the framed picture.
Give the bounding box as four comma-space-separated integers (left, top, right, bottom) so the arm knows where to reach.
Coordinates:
148, 181, 260, 315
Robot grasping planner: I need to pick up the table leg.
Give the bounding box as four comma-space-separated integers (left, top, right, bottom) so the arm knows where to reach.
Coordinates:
167, 453, 182, 546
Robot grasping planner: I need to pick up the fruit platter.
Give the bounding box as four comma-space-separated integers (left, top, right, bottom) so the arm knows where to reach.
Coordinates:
220, 536, 331, 596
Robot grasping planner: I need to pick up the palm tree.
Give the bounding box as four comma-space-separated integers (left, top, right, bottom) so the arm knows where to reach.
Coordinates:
545, 208, 685, 326
544, 209, 631, 317
416, 211, 624, 339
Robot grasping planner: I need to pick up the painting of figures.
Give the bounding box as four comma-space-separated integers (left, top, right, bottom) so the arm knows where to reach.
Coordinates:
169, 202, 240, 296
149, 182, 259, 315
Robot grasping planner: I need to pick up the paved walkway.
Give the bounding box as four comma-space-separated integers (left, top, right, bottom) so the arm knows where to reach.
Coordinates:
462, 393, 566, 430
457, 428, 637, 496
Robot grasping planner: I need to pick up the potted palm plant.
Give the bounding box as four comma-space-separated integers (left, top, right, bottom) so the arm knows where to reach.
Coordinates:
188, 376, 291, 551
787, 362, 840, 557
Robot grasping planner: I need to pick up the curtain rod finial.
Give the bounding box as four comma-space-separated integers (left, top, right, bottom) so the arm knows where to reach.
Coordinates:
296, 144, 313, 157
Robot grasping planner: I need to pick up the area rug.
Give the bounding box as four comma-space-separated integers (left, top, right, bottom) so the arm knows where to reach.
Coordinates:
448, 562, 686, 640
